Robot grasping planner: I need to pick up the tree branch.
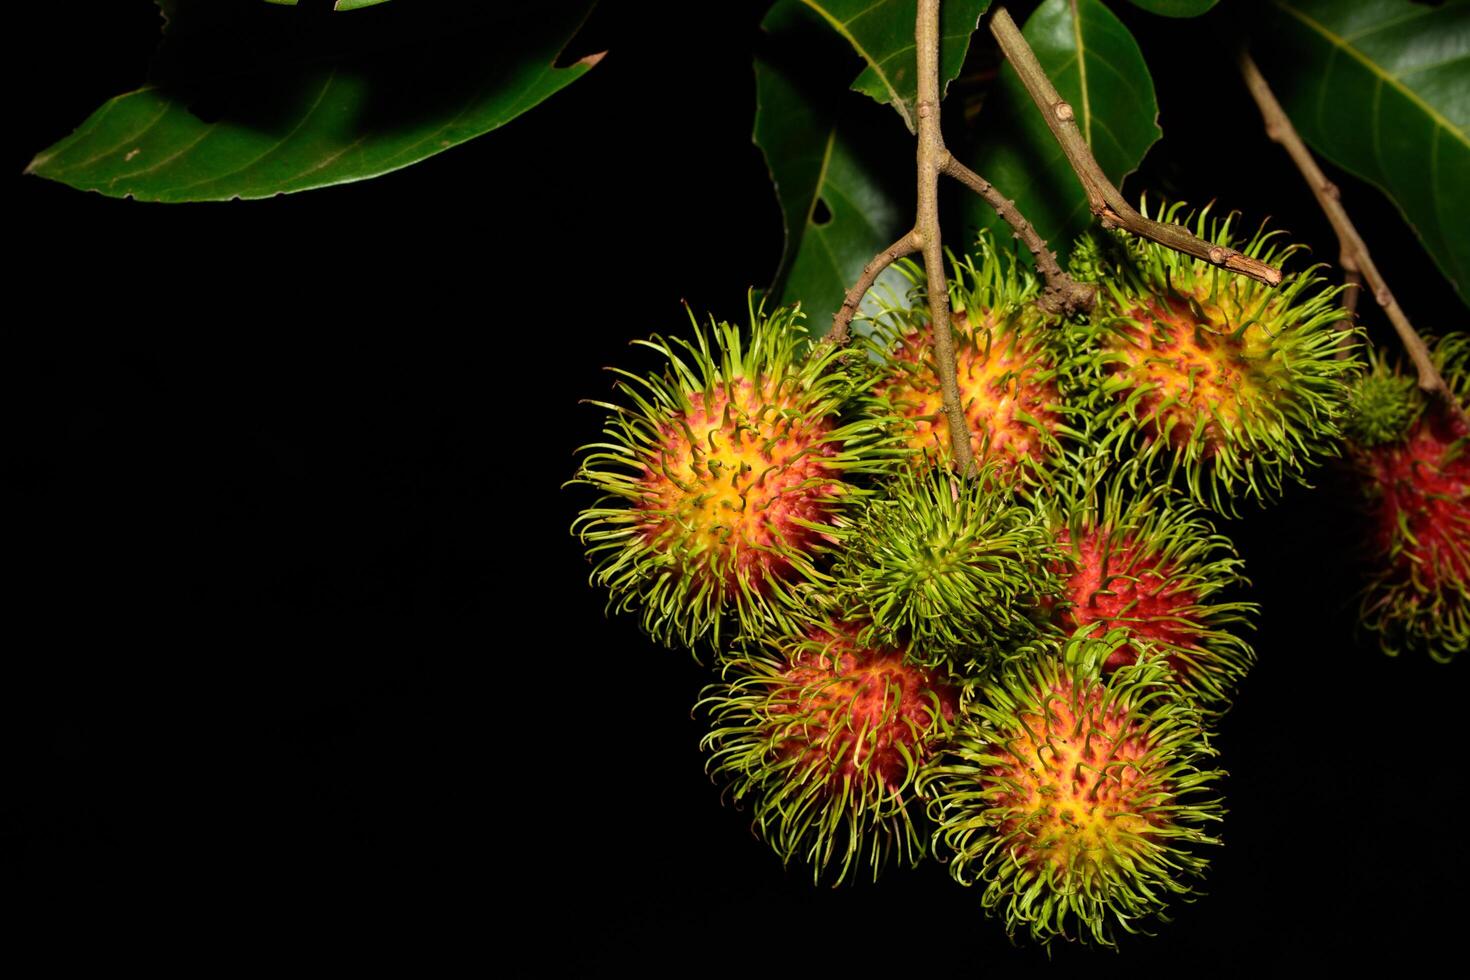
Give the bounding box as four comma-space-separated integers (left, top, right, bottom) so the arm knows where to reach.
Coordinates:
940, 153, 1096, 316
1239, 50, 1466, 425
918, 0, 975, 475
989, 6, 1283, 288
829, 230, 921, 345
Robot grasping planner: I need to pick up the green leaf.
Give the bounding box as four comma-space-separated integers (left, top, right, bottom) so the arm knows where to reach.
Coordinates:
1254, 0, 1470, 309
28, 3, 599, 201
959, 0, 1160, 262
1123, 0, 1220, 16
798, 0, 992, 132
757, 2, 912, 337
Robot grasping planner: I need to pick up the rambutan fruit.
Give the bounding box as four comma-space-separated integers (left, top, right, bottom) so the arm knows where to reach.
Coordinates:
571, 301, 902, 651
830, 462, 1056, 666
1345, 335, 1470, 661
864, 237, 1074, 481
922, 633, 1224, 948
700, 621, 959, 884
1070, 203, 1357, 515
1039, 460, 1257, 708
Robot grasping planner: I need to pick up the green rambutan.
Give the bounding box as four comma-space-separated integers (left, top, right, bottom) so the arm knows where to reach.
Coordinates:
571, 301, 901, 651
830, 462, 1056, 666
700, 621, 959, 884
1039, 460, 1257, 708
1345, 334, 1470, 661
864, 237, 1073, 481
1070, 203, 1357, 515
922, 633, 1224, 948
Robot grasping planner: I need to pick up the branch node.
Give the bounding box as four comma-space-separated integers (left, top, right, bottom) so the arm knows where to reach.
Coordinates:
1053, 101, 1074, 122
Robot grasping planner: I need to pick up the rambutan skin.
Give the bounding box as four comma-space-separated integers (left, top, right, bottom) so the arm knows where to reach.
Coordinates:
1068, 203, 1358, 515
1039, 461, 1257, 707
922, 636, 1224, 948
571, 302, 905, 653
1348, 336, 1470, 661
830, 462, 1056, 667
863, 240, 1075, 481
700, 623, 959, 884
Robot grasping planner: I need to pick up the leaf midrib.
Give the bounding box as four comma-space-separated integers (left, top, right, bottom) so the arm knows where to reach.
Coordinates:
799, 0, 916, 129
1273, 0, 1469, 151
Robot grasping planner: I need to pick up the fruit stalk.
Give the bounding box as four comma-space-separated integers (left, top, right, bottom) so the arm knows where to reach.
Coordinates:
1238, 50, 1469, 429
989, 6, 1282, 287
917, 0, 976, 476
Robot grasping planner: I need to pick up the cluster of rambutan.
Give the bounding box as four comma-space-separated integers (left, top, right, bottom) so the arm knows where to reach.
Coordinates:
572, 207, 1359, 949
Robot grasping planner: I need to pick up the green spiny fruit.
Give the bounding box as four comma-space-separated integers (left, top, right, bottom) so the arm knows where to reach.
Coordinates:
1345, 334, 1470, 661
862, 235, 1074, 482
922, 632, 1225, 948
700, 620, 959, 884
1343, 367, 1422, 448
831, 462, 1056, 666
1039, 456, 1257, 708
1070, 202, 1358, 515
571, 300, 902, 652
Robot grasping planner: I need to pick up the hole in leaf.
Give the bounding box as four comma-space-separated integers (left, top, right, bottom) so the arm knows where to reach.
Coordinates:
812, 198, 833, 227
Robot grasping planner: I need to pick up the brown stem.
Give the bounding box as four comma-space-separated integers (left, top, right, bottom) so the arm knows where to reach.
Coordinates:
989, 6, 1283, 288
1239, 50, 1466, 425
918, 0, 975, 475
940, 153, 1096, 315
829, 230, 921, 345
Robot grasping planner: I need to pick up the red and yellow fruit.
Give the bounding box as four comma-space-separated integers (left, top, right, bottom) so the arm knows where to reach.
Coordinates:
1071, 204, 1356, 514
1345, 335, 1470, 661
1040, 462, 1256, 707
923, 634, 1224, 948
866, 241, 1072, 481
572, 302, 902, 651
701, 621, 958, 883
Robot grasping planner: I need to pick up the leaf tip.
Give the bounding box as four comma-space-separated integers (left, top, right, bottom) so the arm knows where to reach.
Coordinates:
576, 50, 608, 70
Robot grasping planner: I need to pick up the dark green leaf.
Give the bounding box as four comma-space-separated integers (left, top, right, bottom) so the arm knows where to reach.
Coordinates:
757, 1, 912, 337
28, 2, 598, 201
1254, 0, 1470, 308
1124, 0, 1220, 16
798, 0, 991, 132
959, 0, 1160, 261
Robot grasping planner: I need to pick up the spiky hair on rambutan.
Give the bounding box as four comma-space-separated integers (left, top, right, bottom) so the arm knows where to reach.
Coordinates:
1344, 333, 1470, 661
699, 620, 959, 884
1038, 456, 1257, 708
1069, 202, 1358, 515
860, 234, 1075, 482
830, 461, 1057, 667
571, 299, 904, 652
921, 632, 1225, 949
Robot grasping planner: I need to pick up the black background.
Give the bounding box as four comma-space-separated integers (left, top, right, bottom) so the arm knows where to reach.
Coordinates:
9, 0, 1466, 971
